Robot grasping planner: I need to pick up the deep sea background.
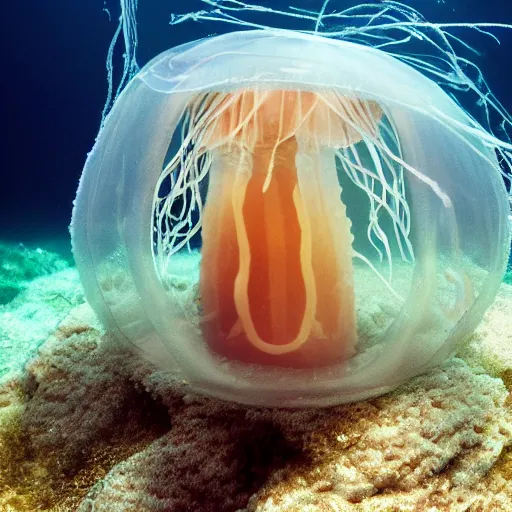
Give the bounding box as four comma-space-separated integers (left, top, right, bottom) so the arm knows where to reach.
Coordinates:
1, 0, 511, 263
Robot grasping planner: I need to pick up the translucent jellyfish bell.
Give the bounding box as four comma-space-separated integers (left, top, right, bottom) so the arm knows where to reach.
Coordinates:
71, 29, 511, 407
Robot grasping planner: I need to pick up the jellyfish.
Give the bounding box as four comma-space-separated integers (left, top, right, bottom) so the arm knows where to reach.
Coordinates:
71, 2, 512, 407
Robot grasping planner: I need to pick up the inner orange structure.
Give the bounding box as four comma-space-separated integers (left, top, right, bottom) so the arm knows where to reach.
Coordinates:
199, 89, 379, 368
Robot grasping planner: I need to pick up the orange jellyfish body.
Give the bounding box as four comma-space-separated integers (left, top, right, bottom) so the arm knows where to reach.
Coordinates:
199, 90, 380, 368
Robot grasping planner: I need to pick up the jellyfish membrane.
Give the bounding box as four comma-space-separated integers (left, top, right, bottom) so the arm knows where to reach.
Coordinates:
72, 4, 512, 407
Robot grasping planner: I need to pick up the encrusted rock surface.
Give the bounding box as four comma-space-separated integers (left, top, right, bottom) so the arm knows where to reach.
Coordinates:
77, 357, 511, 512
459, 283, 512, 389
1, 270, 511, 511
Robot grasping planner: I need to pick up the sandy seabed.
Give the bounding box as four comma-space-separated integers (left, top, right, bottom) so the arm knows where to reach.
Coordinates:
0, 243, 511, 511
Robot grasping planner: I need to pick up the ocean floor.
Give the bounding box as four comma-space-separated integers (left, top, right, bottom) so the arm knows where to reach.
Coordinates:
1, 241, 512, 511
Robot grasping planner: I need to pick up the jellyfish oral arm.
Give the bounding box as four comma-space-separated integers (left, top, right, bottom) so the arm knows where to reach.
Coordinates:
196, 90, 364, 368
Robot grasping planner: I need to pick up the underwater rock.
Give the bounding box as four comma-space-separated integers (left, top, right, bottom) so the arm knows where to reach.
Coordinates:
0, 243, 70, 305
459, 284, 512, 389
1, 273, 512, 511
77, 357, 511, 511
0, 301, 170, 511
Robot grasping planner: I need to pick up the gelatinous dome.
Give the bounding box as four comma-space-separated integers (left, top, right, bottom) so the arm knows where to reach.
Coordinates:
71, 29, 511, 407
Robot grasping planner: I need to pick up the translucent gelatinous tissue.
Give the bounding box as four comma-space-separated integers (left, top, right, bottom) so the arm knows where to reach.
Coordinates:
71, 26, 511, 407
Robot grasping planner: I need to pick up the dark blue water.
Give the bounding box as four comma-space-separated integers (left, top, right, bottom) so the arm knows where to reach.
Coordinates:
1, 0, 511, 262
